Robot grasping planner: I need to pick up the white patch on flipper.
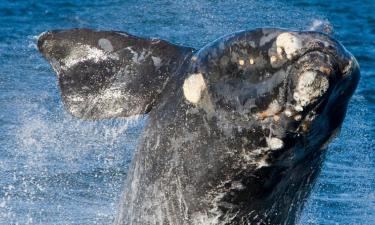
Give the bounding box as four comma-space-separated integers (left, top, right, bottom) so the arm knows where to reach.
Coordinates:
183, 73, 207, 104
98, 38, 114, 52
276, 33, 302, 59
62, 44, 118, 69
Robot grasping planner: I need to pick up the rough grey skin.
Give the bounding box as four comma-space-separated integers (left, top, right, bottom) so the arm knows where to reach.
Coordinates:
37, 28, 360, 225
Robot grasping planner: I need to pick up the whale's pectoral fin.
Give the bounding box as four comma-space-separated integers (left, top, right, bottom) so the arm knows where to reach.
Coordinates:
38, 29, 194, 119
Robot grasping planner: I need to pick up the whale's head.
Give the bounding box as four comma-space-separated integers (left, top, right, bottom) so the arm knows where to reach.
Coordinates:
183, 28, 360, 167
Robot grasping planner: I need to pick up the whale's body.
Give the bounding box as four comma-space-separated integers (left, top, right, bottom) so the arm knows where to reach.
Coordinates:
38, 28, 359, 225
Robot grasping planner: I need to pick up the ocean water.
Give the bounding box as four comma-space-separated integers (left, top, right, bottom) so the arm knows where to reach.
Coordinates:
0, 0, 374, 224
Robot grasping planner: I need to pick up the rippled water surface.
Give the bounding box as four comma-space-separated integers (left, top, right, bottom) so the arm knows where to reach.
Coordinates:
0, 0, 374, 224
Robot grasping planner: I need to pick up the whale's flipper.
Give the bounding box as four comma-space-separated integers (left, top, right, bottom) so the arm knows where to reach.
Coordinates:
38, 29, 194, 119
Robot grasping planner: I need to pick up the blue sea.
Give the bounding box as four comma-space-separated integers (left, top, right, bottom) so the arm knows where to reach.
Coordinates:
0, 0, 373, 224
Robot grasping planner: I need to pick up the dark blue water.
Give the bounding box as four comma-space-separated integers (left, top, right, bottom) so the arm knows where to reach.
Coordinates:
0, 0, 373, 224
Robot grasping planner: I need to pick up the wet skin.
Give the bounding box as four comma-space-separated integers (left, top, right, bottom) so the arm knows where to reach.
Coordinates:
38, 28, 359, 225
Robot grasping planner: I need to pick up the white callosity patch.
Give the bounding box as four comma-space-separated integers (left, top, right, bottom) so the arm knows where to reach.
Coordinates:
62, 44, 118, 70
266, 137, 284, 150
183, 73, 207, 104
98, 38, 114, 52
293, 71, 329, 111
276, 32, 302, 59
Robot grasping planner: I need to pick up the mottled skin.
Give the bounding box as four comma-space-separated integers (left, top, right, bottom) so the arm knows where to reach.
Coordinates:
38, 28, 359, 225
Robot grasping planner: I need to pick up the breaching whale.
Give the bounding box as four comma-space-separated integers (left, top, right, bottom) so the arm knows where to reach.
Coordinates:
37, 28, 360, 225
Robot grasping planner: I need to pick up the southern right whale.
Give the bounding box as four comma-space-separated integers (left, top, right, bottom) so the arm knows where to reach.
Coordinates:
37, 28, 360, 225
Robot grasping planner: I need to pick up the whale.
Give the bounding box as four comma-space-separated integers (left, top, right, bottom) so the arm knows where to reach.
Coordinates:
37, 28, 360, 225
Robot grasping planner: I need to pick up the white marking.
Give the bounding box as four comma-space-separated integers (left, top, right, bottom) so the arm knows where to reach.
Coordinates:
37, 31, 48, 40
126, 47, 150, 64
151, 56, 162, 68
284, 109, 292, 117
293, 71, 329, 110
98, 38, 114, 52
267, 137, 284, 150
231, 181, 245, 190
266, 100, 281, 115
115, 32, 129, 37
276, 33, 302, 59
294, 114, 302, 121
342, 57, 354, 76
62, 45, 118, 69
308, 19, 333, 34
183, 73, 207, 104
270, 55, 277, 63
295, 105, 303, 112
256, 158, 269, 168
257, 100, 281, 119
